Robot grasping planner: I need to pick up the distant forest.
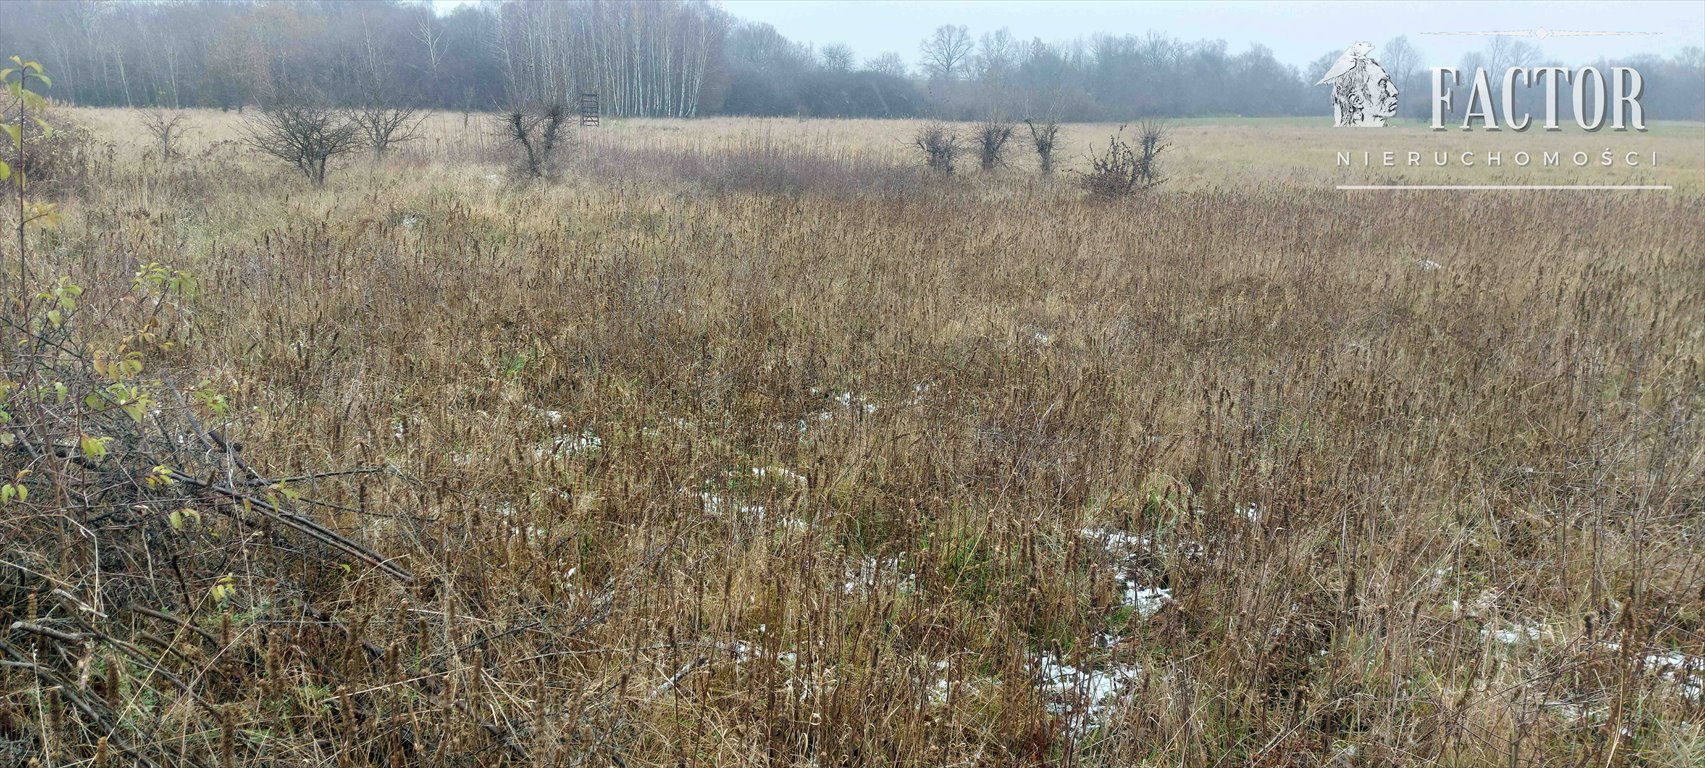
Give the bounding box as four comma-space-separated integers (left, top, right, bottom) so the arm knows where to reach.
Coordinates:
3, 0, 1702, 121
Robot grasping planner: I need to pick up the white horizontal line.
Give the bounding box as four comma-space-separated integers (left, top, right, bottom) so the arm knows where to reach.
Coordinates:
1337, 185, 1673, 191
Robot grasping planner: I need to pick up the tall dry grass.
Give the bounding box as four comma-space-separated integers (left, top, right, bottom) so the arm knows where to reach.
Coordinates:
1, 109, 1701, 767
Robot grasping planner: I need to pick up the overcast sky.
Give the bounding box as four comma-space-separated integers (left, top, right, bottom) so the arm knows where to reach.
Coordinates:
430, 1, 1703, 72
715, 1, 1702, 71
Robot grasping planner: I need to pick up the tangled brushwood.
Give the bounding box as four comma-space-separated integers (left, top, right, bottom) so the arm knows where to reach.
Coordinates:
0, 60, 522, 766
912, 122, 961, 175
1077, 121, 1168, 198
0, 266, 424, 765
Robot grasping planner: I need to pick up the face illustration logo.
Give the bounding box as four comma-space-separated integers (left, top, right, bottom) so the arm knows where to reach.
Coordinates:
1317, 41, 1399, 127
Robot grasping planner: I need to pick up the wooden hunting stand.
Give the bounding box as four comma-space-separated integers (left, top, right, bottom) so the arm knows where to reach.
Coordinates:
579, 92, 600, 126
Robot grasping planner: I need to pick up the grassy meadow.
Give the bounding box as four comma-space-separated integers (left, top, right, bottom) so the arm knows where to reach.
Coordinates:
3, 108, 1703, 767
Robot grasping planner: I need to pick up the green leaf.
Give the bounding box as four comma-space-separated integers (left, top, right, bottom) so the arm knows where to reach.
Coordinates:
31, 73, 49, 88
0, 161, 9, 182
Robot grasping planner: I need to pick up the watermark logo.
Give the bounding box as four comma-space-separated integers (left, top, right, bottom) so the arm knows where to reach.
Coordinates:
1317, 42, 1398, 127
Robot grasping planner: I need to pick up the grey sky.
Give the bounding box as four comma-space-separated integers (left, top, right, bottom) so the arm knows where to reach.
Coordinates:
712, 0, 1703, 72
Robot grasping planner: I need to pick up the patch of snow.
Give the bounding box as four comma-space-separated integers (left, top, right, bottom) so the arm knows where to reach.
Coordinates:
1415, 259, 1443, 271
1121, 583, 1171, 618
1078, 527, 1148, 552
1484, 624, 1547, 646
1034, 653, 1143, 721
535, 431, 602, 459
752, 466, 807, 487
833, 391, 878, 415
1604, 643, 1705, 701
698, 491, 765, 519
842, 555, 915, 594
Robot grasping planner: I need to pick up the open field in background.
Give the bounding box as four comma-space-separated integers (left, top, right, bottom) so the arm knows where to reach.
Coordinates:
3, 108, 1703, 766
71, 109, 1705, 191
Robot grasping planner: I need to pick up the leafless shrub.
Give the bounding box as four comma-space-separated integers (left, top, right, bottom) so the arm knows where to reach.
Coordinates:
3, 102, 91, 201
352, 104, 426, 162
243, 101, 361, 187
1076, 121, 1169, 199
975, 119, 1015, 171
501, 102, 569, 179
911, 122, 960, 175
1024, 118, 1061, 175
139, 108, 191, 163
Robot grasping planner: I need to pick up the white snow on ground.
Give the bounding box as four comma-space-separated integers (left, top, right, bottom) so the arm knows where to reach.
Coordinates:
833, 391, 878, 414
1122, 583, 1171, 618
534, 431, 602, 459
751, 465, 807, 487
795, 388, 881, 428
696, 491, 764, 519
1079, 524, 1206, 561
1603, 642, 1705, 701
1076, 526, 1177, 620
841, 555, 915, 594
1484, 623, 1550, 646
495, 503, 542, 542
1484, 624, 1703, 701
1034, 653, 1144, 721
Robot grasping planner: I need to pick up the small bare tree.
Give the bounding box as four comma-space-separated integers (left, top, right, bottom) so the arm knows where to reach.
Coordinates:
1024, 118, 1061, 175
911, 123, 960, 175
974, 119, 1014, 171
139, 108, 190, 162
1076, 121, 1170, 199
244, 101, 361, 187
352, 103, 426, 162
500, 102, 568, 178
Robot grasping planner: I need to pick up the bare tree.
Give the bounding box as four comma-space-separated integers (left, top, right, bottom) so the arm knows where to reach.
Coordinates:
138, 107, 190, 162
974, 28, 1020, 84
1484, 36, 1536, 74
1024, 118, 1061, 175
501, 102, 568, 179
413, 16, 444, 80
1380, 36, 1421, 116
1381, 36, 1419, 89
820, 43, 855, 73
352, 104, 426, 162
974, 118, 1014, 171
911, 123, 960, 175
1077, 121, 1169, 198
919, 25, 974, 81
866, 52, 910, 79
244, 102, 362, 187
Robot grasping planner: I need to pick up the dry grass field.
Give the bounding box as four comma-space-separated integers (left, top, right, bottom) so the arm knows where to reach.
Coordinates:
2, 107, 1703, 767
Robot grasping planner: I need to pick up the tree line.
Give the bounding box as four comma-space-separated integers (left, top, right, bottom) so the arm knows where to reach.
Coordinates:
2, 0, 1700, 122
